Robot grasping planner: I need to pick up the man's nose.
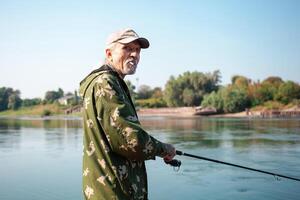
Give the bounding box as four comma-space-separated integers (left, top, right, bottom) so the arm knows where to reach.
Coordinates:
130, 50, 139, 58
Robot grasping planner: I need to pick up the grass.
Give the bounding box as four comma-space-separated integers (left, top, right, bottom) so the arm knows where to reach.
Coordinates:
0, 104, 65, 117
251, 100, 300, 111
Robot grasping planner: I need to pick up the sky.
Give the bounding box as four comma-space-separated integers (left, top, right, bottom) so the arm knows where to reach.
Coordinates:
0, 0, 299, 98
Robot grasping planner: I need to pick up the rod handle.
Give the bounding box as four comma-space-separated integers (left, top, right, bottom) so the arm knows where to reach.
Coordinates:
164, 159, 182, 167
176, 150, 183, 155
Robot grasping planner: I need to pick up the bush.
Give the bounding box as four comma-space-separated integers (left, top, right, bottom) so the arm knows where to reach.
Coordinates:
201, 87, 250, 113
135, 98, 167, 108
42, 109, 52, 117
164, 70, 221, 107
223, 87, 251, 113
275, 81, 300, 104
22, 98, 42, 107
262, 101, 284, 110
201, 90, 224, 113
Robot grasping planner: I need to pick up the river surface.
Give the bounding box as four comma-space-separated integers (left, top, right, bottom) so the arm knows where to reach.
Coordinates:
0, 116, 299, 200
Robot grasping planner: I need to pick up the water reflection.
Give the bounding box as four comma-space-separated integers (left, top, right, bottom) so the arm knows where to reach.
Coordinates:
0, 117, 300, 200
0, 117, 82, 129
0, 117, 82, 153
140, 117, 300, 150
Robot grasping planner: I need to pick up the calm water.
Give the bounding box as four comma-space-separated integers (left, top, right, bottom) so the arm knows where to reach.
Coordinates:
0, 116, 300, 200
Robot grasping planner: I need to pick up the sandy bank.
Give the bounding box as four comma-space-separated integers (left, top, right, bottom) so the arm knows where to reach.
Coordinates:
138, 107, 300, 118
137, 107, 197, 117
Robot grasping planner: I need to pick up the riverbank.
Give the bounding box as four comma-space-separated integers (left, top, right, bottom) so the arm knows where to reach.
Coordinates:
137, 107, 196, 117
1, 105, 300, 119
138, 106, 300, 118
137, 107, 259, 118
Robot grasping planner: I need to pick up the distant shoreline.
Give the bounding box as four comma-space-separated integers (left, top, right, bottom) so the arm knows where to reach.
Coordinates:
1, 106, 300, 119
137, 107, 300, 118
137, 107, 256, 118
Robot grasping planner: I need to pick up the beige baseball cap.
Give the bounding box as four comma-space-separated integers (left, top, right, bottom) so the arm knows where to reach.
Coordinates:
106, 28, 150, 49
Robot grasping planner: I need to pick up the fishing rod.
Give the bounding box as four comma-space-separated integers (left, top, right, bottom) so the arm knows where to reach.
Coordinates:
165, 150, 300, 182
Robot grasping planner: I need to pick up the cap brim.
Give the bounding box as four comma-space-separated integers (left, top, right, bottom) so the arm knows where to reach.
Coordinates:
118, 37, 150, 49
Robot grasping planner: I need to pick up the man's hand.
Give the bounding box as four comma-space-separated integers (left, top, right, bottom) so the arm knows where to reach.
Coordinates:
162, 143, 176, 162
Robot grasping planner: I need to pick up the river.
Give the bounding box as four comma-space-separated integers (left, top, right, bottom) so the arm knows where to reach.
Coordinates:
0, 116, 299, 200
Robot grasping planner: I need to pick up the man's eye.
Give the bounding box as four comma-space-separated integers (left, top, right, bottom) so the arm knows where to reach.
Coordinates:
124, 46, 130, 50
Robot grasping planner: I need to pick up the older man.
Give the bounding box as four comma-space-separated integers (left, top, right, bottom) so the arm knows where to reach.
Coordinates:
80, 28, 176, 200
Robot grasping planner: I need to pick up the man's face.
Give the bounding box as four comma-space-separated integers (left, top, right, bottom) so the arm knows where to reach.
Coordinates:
108, 41, 141, 77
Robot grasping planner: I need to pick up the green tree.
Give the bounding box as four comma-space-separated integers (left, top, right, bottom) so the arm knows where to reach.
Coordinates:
201, 89, 224, 112
164, 70, 221, 107
275, 81, 300, 104
262, 76, 283, 88
22, 98, 42, 107
164, 76, 183, 107
44, 88, 64, 103
58, 88, 64, 98
7, 92, 22, 110
182, 88, 195, 106
0, 87, 21, 111
137, 84, 153, 99
231, 75, 250, 88
73, 90, 79, 105
255, 82, 277, 103
151, 87, 163, 98
201, 86, 250, 113
125, 80, 136, 100
223, 87, 250, 113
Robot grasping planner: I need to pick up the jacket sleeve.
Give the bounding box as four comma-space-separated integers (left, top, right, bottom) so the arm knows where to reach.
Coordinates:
94, 73, 168, 161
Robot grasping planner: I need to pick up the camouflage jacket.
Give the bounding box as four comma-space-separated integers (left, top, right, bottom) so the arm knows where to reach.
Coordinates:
79, 65, 168, 200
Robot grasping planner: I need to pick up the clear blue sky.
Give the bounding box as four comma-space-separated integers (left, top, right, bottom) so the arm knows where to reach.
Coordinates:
1, 0, 299, 98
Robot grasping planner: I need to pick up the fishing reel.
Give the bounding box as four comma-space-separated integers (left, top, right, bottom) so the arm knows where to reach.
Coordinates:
164, 159, 182, 171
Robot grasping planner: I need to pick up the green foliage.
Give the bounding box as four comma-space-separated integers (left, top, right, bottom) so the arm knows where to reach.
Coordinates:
42, 109, 52, 117
0, 104, 64, 116
203, 75, 300, 113
135, 98, 167, 108
275, 81, 300, 104
22, 98, 42, 107
164, 76, 182, 107
262, 76, 283, 87
261, 101, 285, 110
151, 87, 164, 98
182, 88, 195, 106
58, 88, 64, 97
7, 93, 22, 110
164, 70, 221, 107
201, 89, 224, 112
201, 86, 250, 113
0, 87, 22, 111
44, 88, 64, 103
66, 90, 81, 106
253, 82, 277, 104
125, 80, 137, 100
137, 84, 153, 99
231, 75, 250, 88
72, 90, 79, 105
223, 87, 251, 113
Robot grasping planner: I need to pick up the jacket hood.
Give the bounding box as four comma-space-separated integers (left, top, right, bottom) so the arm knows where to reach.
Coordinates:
79, 65, 118, 98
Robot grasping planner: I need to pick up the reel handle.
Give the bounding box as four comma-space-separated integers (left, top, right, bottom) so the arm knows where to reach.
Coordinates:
164, 159, 182, 168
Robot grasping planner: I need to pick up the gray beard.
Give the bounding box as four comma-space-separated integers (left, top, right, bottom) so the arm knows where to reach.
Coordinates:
123, 65, 137, 75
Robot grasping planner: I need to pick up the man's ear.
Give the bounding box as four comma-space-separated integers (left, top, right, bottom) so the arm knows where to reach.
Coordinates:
105, 48, 112, 60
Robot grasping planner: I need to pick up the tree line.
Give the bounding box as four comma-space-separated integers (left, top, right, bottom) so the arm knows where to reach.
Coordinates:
127, 72, 300, 113
126, 70, 222, 108
0, 87, 80, 112
201, 75, 300, 113
1, 71, 299, 113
